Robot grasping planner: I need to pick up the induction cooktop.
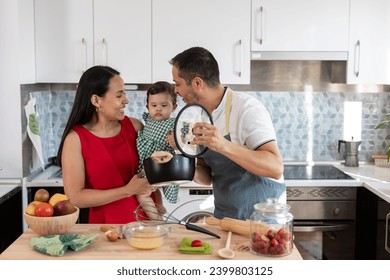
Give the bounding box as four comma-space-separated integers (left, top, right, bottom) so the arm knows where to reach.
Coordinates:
283, 165, 354, 180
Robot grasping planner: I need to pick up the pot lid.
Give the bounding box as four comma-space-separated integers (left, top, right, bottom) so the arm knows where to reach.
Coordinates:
174, 103, 213, 157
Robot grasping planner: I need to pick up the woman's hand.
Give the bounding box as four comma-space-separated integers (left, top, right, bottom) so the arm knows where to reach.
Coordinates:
126, 172, 152, 197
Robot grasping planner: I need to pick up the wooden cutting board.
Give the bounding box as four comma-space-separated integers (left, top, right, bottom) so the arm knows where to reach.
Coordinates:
0, 224, 302, 260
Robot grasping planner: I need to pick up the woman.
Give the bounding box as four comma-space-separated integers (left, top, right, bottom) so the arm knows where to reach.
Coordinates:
57, 65, 153, 224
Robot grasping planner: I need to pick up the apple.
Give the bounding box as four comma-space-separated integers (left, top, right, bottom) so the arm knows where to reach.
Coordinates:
26, 201, 43, 216
53, 200, 77, 216
35, 202, 54, 217
34, 188, 50, 202
49, 193, 68, 207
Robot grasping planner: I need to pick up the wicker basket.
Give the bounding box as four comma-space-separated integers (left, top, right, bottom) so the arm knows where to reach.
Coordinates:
372, 155, 390, 168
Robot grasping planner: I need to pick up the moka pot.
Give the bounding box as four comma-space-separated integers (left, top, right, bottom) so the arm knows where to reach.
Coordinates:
338, 139, 361, 167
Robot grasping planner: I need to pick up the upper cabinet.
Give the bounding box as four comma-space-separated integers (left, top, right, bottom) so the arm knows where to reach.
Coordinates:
18, 0, 35, 84
35, 0, 93, 83
93, 0, 151, 84
1, 0, 23, 179
347, 0, 390, 85
152, 0, 251, 84
34, 0, 151, 83
31, 0, 390, 85
251, 0, 349, 59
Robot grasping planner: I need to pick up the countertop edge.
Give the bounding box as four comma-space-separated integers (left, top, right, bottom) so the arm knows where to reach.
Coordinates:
0, 186, 21, 204
364, 181, 390, 204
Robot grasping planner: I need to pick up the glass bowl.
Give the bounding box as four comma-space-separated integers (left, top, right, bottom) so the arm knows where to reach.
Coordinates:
122, 221, 171, 249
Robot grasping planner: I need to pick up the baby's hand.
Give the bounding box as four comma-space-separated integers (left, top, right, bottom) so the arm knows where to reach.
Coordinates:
166, 131, 177, 149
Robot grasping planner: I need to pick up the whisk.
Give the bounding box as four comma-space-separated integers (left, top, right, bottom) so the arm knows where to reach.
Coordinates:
134, 201, 220, 239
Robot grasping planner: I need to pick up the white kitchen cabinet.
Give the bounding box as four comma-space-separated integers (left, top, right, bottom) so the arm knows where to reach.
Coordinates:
152, 0, 251, 84
347, 0, 390, 85
18, 0, 35, 84
0, 0, 23, 180
251, 0, 349, 59
35, 0, 151, 83
35, 0, 93, 83
93, 0, 151, 84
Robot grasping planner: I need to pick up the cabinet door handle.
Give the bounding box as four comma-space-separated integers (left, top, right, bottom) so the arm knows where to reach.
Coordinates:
354, 40, 360, 77
386, 212, 390, 254
237, 39, 243, 77
82, 38, 87, 72
102, 38, 108, 65
255, 6, 264, 45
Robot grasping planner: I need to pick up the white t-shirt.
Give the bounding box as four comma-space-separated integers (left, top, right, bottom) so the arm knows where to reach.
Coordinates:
212, 89, 277, 149
211, 88, 285, 189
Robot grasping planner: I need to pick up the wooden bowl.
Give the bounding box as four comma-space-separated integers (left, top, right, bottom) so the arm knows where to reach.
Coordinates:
24, 207, 79, 236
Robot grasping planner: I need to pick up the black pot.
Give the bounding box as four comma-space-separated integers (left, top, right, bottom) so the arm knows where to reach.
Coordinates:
143, 154, 195, 186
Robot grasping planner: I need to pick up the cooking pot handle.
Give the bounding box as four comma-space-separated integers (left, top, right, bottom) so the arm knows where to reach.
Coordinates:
184, 222, 221, 239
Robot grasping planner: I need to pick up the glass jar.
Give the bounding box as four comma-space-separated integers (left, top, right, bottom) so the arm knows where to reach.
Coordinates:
250, 198, 294, 257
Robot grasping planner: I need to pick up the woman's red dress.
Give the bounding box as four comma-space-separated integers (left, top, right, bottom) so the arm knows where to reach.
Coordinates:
73, 116, 144, 224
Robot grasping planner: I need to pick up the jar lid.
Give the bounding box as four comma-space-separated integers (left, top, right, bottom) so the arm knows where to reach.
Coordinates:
253, 198, 291, 213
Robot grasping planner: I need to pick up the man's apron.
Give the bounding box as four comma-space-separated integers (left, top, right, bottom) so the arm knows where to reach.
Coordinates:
201, 89, 286, 220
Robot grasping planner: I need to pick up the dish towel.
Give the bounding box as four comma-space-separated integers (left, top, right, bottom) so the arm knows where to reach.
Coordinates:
24, 96, 45, 171
29, 233, 99, 256
179, 238, 212, 254
162, 185, 179, 204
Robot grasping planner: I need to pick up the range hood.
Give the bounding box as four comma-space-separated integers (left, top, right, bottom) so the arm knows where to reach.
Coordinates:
251, 51, 348, 61
229, 60, 390, 93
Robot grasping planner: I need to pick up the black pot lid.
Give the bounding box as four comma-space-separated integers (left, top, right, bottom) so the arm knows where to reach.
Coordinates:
174, 103, 213, 157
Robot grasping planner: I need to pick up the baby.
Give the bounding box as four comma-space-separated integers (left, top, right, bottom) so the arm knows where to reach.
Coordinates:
136, 81, 179, 219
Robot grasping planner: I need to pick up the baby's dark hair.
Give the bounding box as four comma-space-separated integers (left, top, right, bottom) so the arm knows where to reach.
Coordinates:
146, 81, 176, 105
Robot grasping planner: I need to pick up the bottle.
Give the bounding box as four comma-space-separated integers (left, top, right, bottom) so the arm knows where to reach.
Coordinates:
250, 198, 294, 257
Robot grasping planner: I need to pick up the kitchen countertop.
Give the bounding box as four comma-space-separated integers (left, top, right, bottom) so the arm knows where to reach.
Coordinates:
336, 163, 390, 183
0, 186, 21, 205
0, 224, 303, 260
26, 162, 390, 203
26, 165, 63, 187
334, 162, 390, 203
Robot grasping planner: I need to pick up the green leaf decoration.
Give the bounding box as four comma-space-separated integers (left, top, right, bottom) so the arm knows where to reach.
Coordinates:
29, 113, 40, 135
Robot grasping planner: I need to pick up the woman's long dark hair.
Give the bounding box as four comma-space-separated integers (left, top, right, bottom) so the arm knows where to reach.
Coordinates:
57, 65, 120, 167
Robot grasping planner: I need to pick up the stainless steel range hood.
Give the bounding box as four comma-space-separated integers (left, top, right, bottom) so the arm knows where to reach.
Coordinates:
229, 60, 390, 93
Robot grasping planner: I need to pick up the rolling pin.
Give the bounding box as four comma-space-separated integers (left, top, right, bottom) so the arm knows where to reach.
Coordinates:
205, 216, 269, 237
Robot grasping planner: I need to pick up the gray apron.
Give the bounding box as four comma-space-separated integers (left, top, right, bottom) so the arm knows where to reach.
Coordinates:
201, 89, 286, 220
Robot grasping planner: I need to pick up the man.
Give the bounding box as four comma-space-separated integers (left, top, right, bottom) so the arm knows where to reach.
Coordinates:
170, 47, 286, 220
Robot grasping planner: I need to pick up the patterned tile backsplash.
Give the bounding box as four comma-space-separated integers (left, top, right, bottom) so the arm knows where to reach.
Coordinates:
30, 90, 390, 166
